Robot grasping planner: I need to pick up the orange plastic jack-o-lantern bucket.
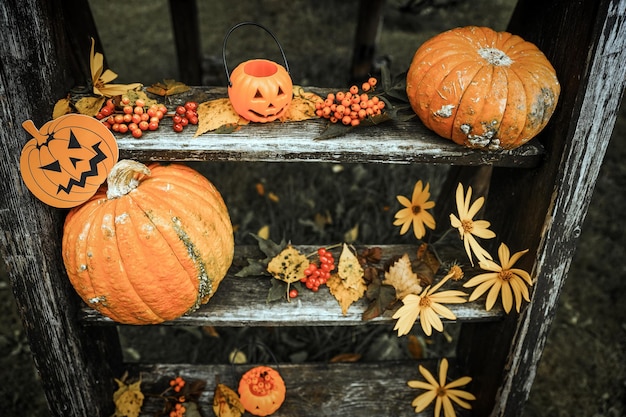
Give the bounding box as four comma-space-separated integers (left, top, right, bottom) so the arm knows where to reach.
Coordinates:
223, 22, 293, 123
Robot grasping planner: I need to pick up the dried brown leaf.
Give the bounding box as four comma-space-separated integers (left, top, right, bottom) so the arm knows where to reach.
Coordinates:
195, 98, 249, 137
417, 243, 440, 275
146, 79, 190, 96
74, 96, 105, 117
329, 353, 362, 363
407, 334, 424, 359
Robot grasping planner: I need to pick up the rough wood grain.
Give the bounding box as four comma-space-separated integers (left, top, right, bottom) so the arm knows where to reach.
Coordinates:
456, 1, 626, 416
128, 361, 470, 417
79, 244, 503, 326
116, 87, 545, 166
0, 1, 122, 416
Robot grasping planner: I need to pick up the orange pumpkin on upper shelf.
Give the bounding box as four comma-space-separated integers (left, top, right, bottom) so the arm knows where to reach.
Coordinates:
406, 26, 560, 150
61, 160, 234, 325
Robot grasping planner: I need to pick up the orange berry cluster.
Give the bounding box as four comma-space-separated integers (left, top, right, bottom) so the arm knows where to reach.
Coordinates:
167, 377, 187, 417
315, 77, 384, 126
97, 97, 167, 139
169, 376, 186, 393
169, 403, 186, 417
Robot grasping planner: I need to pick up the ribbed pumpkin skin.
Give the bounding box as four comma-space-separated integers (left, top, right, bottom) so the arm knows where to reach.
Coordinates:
62, 162, 234, 324
406, 26, 560, 150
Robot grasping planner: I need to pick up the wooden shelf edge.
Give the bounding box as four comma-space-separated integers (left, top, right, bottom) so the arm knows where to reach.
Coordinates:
79, 244, 504, 326
127, 360, 472, 417
114, 86, 545, 167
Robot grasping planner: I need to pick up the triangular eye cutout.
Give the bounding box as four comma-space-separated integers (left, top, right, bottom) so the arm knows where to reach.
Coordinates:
40, 160, 62, 172
254, 89, 263, 98
277, 86, 284, 96
67, 130, 81, 149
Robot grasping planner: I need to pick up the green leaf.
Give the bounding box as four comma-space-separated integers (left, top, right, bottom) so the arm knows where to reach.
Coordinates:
267, 279, 289, 303
250, 233, 286, 259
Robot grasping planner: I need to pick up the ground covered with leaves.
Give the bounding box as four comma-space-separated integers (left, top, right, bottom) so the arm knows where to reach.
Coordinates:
1, 0, 625, 416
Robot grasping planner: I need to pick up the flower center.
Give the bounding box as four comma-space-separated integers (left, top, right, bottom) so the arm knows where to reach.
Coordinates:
461, 219, 474, 233
436, 386, 447, 397
499, 270, 513, 282
412, 205, 421, 215
419, 295, 431, 308
449, 265, 464, 281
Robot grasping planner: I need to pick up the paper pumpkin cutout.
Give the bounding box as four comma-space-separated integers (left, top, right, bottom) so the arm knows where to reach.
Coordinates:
20, 114, 119, 208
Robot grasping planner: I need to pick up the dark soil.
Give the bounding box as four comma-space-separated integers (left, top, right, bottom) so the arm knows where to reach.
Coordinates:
1, 1, 625, 416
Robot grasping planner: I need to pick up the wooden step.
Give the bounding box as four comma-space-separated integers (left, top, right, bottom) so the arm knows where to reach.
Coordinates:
115, 87, 544, 167
79, 245, 503, 326
127, 360, 472, 417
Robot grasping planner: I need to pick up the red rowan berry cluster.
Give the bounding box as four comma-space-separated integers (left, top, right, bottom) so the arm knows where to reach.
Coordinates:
97, 97, 166, 139
298, 247, 336, 293
315, 77, 385, 126
172, 102, 199, 133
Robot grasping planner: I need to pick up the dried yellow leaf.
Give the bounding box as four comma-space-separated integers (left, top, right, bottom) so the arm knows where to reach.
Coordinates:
327, 244, 367, 314
384, 253, 423, 300
90, 38, 141, 97
195, 98, 249, 137
213, 383, 245, 417
257, 225, 270, 240
74, 96, 105, 117
343, 224, 359, 244
279, 86, 322, 122
112, 376, 144, 417
52, 97, 72, 119
267, 245, 310, 284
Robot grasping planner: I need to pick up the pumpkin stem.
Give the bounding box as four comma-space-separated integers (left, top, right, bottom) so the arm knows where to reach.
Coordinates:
106, 159, 151, 199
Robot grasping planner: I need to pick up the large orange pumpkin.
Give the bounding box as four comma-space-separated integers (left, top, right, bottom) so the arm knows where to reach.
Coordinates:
406, 26, 560, 150
62, 160, 234, 324
238, 366, 286, 416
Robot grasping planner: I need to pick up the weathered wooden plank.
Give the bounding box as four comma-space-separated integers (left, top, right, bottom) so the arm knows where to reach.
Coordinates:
0, 1, 123, 416
456, 1, 626, 417
79, 244, 504, 326
128, 361, 471, 417
116, 87, 545, 166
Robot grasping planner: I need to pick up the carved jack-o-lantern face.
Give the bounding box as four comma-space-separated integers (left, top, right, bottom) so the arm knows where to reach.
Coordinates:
20, 114, 119, 208
228, 59, 293, 123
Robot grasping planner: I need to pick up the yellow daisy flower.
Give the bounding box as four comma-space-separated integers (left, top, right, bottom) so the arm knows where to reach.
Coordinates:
463, 242, 533, 313
90, 38, 142, 97
449, 183, 495, 266
394, 180, 436, 239
392, 272, 467, 336
408, 358, 476, 417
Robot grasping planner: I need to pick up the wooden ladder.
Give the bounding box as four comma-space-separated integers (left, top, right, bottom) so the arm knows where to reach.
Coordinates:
1, 0, 625, 416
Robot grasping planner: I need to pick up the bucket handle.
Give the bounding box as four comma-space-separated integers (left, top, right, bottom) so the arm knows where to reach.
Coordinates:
222, 22, 290, 87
